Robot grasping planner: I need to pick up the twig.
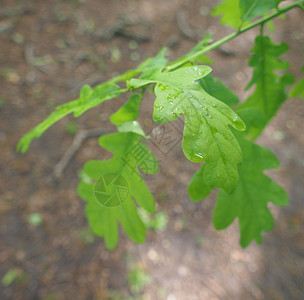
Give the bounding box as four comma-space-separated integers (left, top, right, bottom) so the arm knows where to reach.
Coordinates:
168, 0, 304, 71
53, 127, 110, 179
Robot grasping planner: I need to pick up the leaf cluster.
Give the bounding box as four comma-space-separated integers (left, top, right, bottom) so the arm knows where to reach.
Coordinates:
17, 0, 304, 249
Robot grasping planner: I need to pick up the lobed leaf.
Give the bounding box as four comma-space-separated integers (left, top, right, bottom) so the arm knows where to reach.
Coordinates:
199, 74, 239, 108
188, 75, 240, 199
129, 66, 245, 193
110, 93, 142, 125
239, 0, 278, 22
237, 35, 294, 139
77, 132, 158, 249
212, 137, 289, 247
212, 0, 243, 29
17, 47, 168, 154
17, 82, 121, 153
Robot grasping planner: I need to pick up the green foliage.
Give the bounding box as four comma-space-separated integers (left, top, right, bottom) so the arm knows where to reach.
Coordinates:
2, 268, 27, 287
213, 137, 289, 247
138, 209, 168, 231
129, 66, 246, 193
212, 0, 243, 28
189, 35, 293, 245
77, 132, 158, 249
18, 0, 304, 249
237, 35, 294, 139
127, 266, 151, 294
290, 66, 304, 99
212, 0, 282, 28
17, 82, 122, 153
239, 0, 279, 22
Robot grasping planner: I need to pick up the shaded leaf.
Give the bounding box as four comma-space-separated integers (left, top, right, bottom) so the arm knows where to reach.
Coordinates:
290, 67, 304, 99
237, 35, 294, 139
199, 74, 239, 107
110, 93, 142, 125
188, 164, 212, 201
213, 137, 289, 247
239, 0, 278, 21
212, 0, 243, 29
77, 132, 158, 249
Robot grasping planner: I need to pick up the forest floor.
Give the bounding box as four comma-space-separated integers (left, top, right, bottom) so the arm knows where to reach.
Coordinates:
0, 0, 304, 299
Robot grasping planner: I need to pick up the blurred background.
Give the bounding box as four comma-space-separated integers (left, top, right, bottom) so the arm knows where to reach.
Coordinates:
0, 0, 304, 299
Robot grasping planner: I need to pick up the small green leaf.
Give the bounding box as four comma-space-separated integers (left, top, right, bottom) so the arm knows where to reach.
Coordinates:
17, 82, 121, 153
110, 94, 142, 125
2, 268, 26, 287
78, 132, 158, 249
117, 120, 147, 138
239, 0, 278, 22
213, 137, 289, 247
289, 77, 304, 99
290, 66, 304, 99
188, 164, 212, 201
212, 0, 243, 29
138, 208, 168, 231
127, 266, 151, 293
237, 35, 294, 139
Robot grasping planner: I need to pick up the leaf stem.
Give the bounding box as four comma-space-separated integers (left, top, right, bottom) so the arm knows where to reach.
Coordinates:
167, 0, 304, 71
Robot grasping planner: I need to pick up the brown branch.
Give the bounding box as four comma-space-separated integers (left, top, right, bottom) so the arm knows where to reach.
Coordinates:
53, 127, 110, 179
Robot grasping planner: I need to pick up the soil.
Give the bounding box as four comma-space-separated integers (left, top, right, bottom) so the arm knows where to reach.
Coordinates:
0, 0, 304, 299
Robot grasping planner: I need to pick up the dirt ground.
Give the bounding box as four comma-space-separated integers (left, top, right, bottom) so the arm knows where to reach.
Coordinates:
1, 0, 304, 299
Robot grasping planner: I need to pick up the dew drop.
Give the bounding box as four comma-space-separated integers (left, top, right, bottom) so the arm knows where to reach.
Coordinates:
194, 153, 204, 160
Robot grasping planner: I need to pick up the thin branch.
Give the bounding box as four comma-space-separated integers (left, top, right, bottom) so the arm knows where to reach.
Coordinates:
167, 0, 304, 71
53, 127, 110, 179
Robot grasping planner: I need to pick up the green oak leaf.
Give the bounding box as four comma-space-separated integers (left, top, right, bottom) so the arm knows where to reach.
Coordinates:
212, 0, 243, 29
199, 74, 239, 108
17, 48, 168, 154
290, 67, 304, 99
109, 47, 168, 84
188, 75, 240, 200
239, 0, 278, 21
188, 164, 213, 201
117, 120, 147, 137
212, 137, 289, 247
110, 93, 142, 125
129, 65, 246, 193
77, 132, 158, 249
17, 82, 121, 153
237, 35, 294, 140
